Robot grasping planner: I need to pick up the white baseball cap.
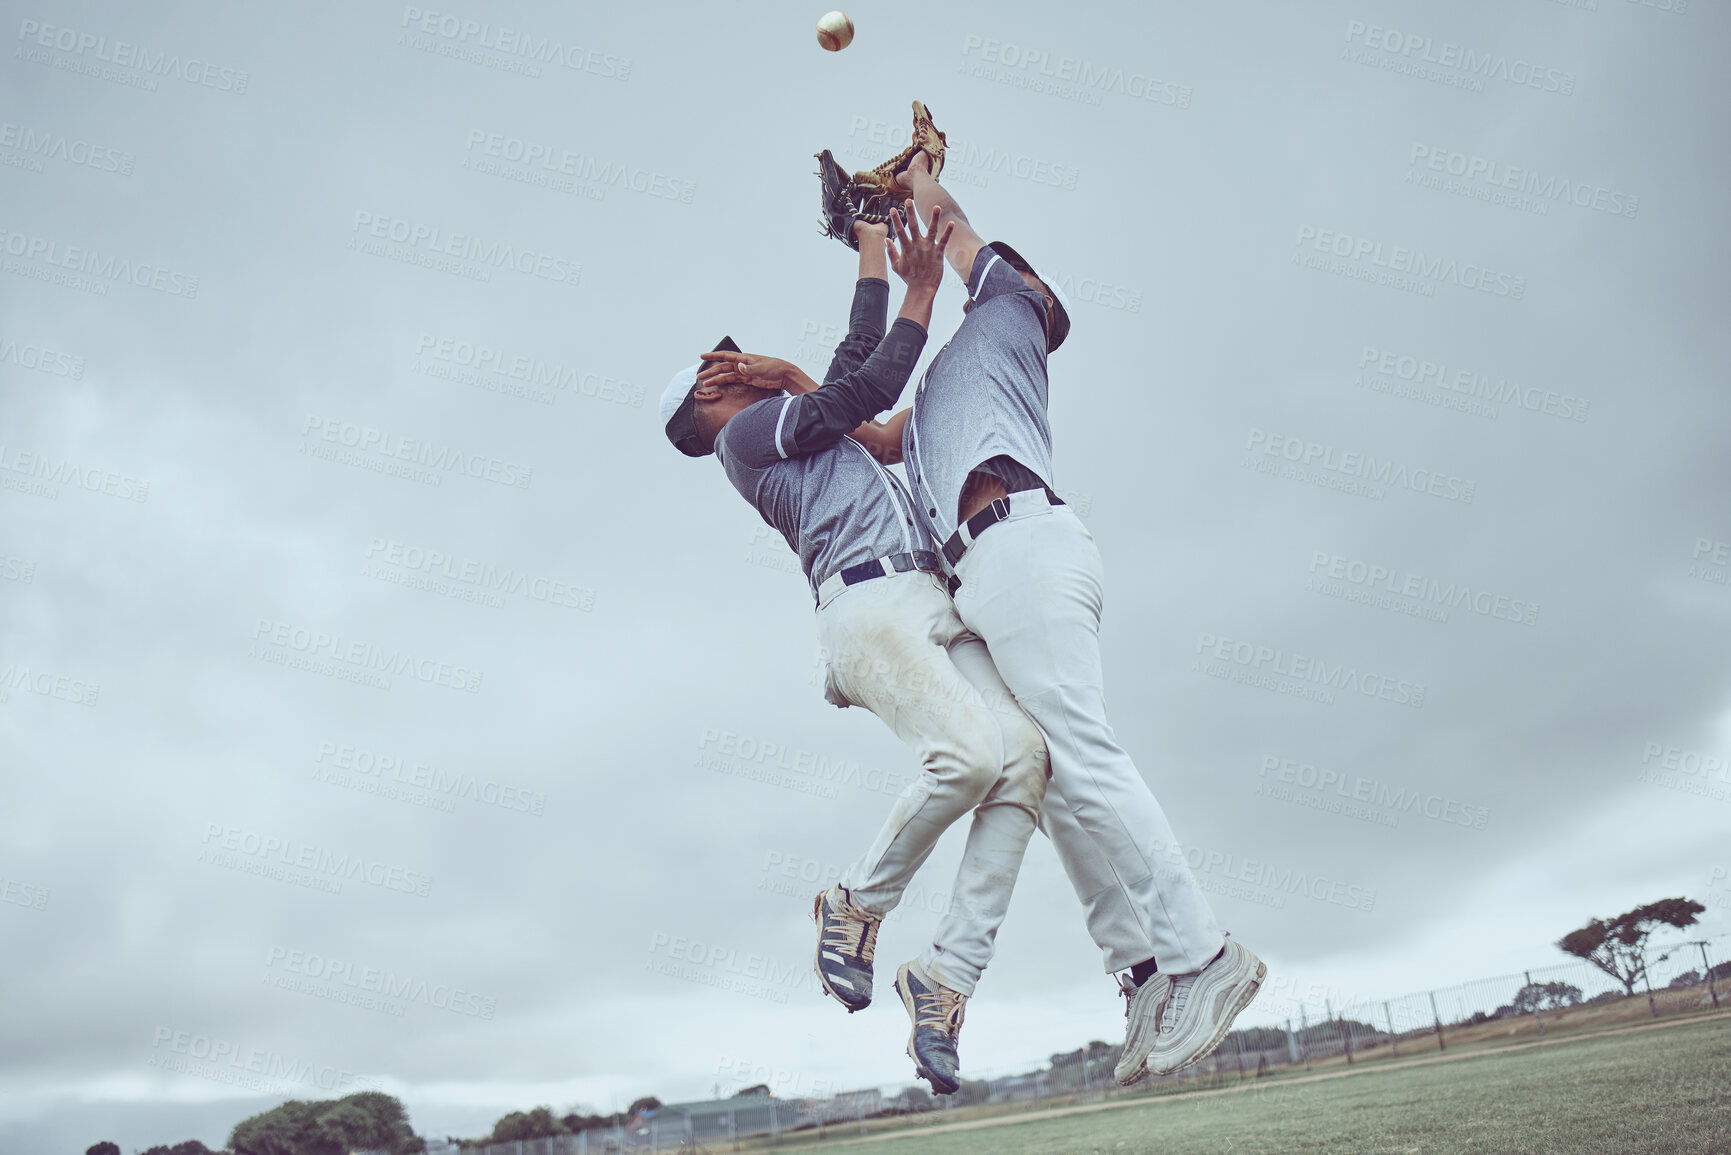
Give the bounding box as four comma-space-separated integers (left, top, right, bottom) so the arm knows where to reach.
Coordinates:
661, 335, 740, 457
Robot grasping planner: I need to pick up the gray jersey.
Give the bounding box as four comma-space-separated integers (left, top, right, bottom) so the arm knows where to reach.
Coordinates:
716, 281, 932, 601
902, 249, 1054, 544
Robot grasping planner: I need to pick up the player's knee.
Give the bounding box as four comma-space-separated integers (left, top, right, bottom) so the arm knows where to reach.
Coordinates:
998, 721, 1050, 809
942, 722, 1004, 803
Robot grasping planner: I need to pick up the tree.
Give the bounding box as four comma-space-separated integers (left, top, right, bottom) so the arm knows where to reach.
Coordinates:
1511, 981, 1583, 1013
142, 1144, 225, 1155
1669, 969, 1702, 989
627, 1096, 663, 1117
732, 1084, 771, 1098
86, 1145, 121, 1155
490, 1107, 568, 1141
1557, 898, 1705, 995
230, 1092, 423, 1155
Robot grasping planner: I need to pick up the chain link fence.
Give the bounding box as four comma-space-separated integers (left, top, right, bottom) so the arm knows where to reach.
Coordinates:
459, 935, 1727, 1154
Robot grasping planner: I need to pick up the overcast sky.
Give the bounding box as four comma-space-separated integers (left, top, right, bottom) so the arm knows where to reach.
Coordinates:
3, 0, 1729, 1151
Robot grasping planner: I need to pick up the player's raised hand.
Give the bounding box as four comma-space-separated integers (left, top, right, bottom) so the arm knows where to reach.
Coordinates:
697, 351, 817, 393
886, 200, 950, 296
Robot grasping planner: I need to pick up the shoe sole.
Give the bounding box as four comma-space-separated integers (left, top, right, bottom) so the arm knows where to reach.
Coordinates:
896, 963, 960, 1095
1150, 958, 1267, 1077
813, 892, 870, 1013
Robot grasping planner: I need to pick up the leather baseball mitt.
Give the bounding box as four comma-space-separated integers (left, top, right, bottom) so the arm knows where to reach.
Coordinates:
816, 101, 947, 250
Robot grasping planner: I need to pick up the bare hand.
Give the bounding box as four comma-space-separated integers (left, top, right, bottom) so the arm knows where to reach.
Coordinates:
853, 219, 889, 245
696, 351, 799, 391
886, 200, 951, 294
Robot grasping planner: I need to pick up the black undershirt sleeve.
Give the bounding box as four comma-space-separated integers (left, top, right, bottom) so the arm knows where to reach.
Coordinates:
822, 278, 889, 383
779, 317, 927, 457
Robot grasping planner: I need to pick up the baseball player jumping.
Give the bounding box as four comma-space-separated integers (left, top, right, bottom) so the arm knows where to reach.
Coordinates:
659, 199, 1049, 1094
840, 104, 1267, 1083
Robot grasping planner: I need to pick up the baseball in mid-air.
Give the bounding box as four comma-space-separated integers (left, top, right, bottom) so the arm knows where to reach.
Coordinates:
816, 11, 854, 52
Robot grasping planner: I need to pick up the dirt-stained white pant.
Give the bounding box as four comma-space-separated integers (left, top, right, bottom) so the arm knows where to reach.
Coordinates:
817, 570, 1049, 996
953, 496, 1227, 976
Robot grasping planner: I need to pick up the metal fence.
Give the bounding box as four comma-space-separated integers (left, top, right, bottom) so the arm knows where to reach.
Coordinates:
460, 935, 1727, 1154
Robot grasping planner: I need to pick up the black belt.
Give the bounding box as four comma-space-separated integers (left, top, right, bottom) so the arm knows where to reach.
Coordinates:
817, 549, 944, 604
941, 488, 1065, 567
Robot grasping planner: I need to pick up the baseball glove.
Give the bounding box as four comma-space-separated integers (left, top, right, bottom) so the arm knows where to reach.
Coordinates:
816, 101, 948, 251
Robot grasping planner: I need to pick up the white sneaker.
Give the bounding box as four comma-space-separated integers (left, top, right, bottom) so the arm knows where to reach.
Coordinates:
1112, 972, 1172, 1086
1147, 939, 1266, 1077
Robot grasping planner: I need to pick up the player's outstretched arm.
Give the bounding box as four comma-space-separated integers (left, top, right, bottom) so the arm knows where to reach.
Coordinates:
899, 151, 984, 281
849, 408, 909, 466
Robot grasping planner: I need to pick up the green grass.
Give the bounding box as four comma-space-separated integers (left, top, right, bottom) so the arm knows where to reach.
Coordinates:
779, 1016, 1731, 1155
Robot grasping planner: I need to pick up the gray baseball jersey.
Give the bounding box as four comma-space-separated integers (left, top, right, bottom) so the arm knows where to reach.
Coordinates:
902, 249, 1054, 543
717, 279, 933, 601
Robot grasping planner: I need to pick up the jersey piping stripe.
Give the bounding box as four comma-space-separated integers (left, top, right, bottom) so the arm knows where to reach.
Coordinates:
970, 253, 1002, 302
773, 394, 797, 460
845, 437, 915, 555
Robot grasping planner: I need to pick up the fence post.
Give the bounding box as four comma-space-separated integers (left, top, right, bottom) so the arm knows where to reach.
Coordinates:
1299, 1007, 1312, 1070
1525, 971, 1545, 1035
1233, 1031, 1247, 1080
1284, 1019, 1299, 1065
1428, 991, 1446, 1051
1698, 941, 1720, 1009
770, 1097, 779, 1140
1384, 1001, 1398, 1057
728, 1107, 737, 1152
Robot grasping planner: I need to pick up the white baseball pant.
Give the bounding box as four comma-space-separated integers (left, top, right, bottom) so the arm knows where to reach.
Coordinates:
952, 494, 1227, 975
817, 569, 1049, 996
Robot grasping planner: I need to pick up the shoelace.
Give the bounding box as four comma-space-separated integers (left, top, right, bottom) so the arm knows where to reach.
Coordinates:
1119, 974, 1138, 1018
822, 894, 881, 964
1164, 974, 1194, 1024
914, 982, 967, 1038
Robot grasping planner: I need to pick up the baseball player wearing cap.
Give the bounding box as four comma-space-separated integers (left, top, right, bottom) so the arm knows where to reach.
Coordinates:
848, 151, 1267, 1084
660, 206, 1049, 1095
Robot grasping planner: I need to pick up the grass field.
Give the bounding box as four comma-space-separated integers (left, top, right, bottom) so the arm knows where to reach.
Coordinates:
772, 1013, 1731, 1155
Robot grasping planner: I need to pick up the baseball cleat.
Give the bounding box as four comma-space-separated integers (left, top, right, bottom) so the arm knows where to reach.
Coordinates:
1112, 971, 1173, 1086
910, 100, 947, 180
1147, 939, 1266, 1077
812, 885, 882, 1011
896, 961, 967, 1094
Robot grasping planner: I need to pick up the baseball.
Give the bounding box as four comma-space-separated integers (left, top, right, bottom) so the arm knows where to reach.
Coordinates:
816, 11, 854, 52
